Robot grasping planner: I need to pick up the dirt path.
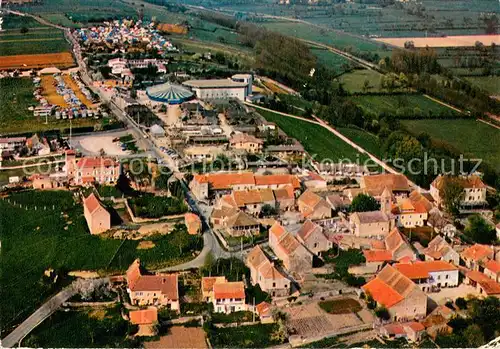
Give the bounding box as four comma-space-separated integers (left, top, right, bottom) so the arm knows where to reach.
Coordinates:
478, 118, 500, 131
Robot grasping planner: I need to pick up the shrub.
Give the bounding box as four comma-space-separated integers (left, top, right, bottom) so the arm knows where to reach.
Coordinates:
455, 297, 467, 310
375, 306, 390, 320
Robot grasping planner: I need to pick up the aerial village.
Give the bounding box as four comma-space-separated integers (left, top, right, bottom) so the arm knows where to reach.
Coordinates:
0, 4, 500, 349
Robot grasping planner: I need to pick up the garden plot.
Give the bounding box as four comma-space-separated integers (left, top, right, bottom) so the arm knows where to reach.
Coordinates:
284, 298, 368, 339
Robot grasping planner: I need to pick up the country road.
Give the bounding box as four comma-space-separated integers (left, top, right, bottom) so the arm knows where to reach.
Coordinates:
1, 285, 77, 348
245, 102, 421, 190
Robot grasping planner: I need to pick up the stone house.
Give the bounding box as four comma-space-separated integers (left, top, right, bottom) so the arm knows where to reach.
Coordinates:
422, 236, 460, 265
460, 244, 494, 271
272, 185, 295, 212
392, 190, 433, 228
430, 174, 487, 209
66, 151, 120, 185
484, 260, 500, 283
350, 211, 394, 238
126, 259, 180, 310
229, 133, 263, 154
246, 245, 291, 297
465, 270, 500, 297
394, 260, 459, 291
362, 265, 427, 321
269, 222, 313, 274
83, 193, 111, 235
297, 190, 332, 221
211, 280, 247, 314
201, 276, 227, 302
296, 219, 332, 255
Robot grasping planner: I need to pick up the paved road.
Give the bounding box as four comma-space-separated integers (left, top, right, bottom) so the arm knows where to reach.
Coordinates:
1, 285, 77, 348
246, 102, 421, 190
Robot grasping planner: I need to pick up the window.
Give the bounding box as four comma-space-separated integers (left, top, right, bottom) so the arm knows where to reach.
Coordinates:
272, 283, 276, 288
446, 275, 449, 279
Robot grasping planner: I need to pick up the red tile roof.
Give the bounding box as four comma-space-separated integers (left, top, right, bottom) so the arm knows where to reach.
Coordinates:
256, 302, 272, 317
213, 281, 245, 299
126, 259, 178, 300
185, 213, 201, 235
363, 250, 393, 263
193, 172, 255, 190
273, 185, 295, 201
83, 193, 103, 214
432, 174, 486, 190
76, 157, 118, 169
405, 321, 425, 332
362, 174, 410, 196
466, 270, 500, 295
269, 221, 287, 240
363, 277, 404, 308
129, 308, 158, 325
230, 133, 263, 145
485, 260, 500, 274
254, 174, 300, 189
201, 276, 226, 293
297, 219, 321, 241
461, 244, 493, 262
394, 261, 457, 280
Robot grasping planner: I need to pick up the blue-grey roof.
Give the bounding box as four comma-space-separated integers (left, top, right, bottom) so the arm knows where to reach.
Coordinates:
146, 83, 194, 104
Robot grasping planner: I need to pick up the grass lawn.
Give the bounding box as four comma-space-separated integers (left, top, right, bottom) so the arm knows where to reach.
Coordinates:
1, 14, 45, 29
207, 323, 280, 348
338, 69, 384, 93
337, 127, 381, 157
401, 119, 500, 172
257, 109, 368, 163
0, 77, 99, 134
350, 94, 457, 117
0, 190, 201, 334
465, 76, 500, 96
23, 307, 135, 348
310, 47, 352, 72
319, 298, 362, 314
211, 311, 255, 324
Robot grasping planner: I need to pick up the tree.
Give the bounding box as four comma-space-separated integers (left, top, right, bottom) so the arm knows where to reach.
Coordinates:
271, 310, 289, 344
463, 324, 485, 347
154, 173, 170, 191
465, 215, 496, 244
440, 176, 464, 216
362, 78, 371, 93
350, 194, 380, 212
261, 204, 278, 217
455, 297, 467, 310
130, 89, 137, 99
171, 225, 189, 254
20, 27, 29, 34
375, 306, 390, 320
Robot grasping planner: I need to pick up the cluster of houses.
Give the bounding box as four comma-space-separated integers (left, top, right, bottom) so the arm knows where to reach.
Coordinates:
76, 20, 178, 55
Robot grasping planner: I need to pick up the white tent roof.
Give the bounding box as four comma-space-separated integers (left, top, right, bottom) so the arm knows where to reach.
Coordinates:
38, 67, 62, 75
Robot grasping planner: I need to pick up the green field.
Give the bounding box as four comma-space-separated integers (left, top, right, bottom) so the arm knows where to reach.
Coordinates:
337, 127, 381, 157
262, 21, 390, 60
350, 94, 458, 117
257, 108, 367, 163
0, 190, 201, 333
402, 119, 500, 171
24, 307, 133, 348
465, 76, 500, 96
310, 47, 353, 72
338, 69, 384, 93
0, 16, 70, 56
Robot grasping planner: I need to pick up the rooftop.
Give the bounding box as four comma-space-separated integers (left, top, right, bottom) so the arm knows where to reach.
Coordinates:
183, 79, 248, 89
83, 193, 105, 214
353, 210, 390, 224
394, 261, 458, 279
461, 244, 493, 262
129, 308, 158, 325
213, 281, 245, 299
362, 174, 410, 196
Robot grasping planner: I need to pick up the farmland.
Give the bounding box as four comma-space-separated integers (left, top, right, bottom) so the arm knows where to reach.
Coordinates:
338, 69, 384, 93
375, 35, 500, 48
0, 190, 201, 334
401, 119, 500, 171
0, 52, 75, 70
465, 76, 500, 96
350, 94, 458, 117
0, 15, 70, 56
310, 47, 353, 73
257, 109, 368, 163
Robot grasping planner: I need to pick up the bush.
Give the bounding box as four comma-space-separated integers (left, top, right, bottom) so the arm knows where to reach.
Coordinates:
455, 297, 467, 310
375, 306, 390, 320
